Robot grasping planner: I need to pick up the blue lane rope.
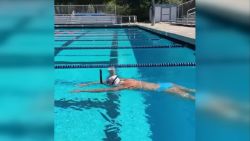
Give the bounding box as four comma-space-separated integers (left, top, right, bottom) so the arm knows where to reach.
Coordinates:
54, 31, 143, 34
55, 62, 196, 69
55, 38, 161, 41
55, 29, 142, 32
54, 45, 183, 50
55, 34, 148, 38
55, 31, 141, 33
55, 33, 143, 36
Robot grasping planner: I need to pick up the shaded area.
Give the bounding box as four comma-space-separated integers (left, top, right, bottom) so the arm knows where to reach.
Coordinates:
103, 92, 121, 141
54, 92, 121, 141
0, 122, 53, 137
55, 98, 106, 110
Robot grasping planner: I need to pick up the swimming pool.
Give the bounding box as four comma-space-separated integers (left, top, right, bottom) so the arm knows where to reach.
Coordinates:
54, 27, 195, 141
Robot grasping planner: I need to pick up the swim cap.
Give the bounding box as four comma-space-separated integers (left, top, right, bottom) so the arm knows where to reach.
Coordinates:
108, 67, 117, 76
108, 66, 115, 71
107, 75, 120, 86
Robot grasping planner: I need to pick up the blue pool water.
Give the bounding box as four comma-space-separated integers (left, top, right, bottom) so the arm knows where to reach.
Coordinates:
54, 27, 195, 141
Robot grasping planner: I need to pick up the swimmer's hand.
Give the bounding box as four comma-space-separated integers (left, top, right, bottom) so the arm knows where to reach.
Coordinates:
70, 90, 81, 93
77, 84, 88, 87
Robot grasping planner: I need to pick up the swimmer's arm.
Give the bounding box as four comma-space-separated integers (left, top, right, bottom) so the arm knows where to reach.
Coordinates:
71, 86, 124, 93
78, 81, 107, 87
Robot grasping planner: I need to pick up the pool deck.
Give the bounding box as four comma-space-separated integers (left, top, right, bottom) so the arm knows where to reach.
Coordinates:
136, 23, 195, 45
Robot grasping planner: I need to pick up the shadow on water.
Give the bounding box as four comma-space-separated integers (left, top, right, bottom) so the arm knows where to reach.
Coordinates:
55, 29, 121, 141
54, 92, 121, 141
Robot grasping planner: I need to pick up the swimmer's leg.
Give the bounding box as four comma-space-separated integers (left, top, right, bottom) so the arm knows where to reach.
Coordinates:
174, 84, 196, 94
165, 86, 195, 100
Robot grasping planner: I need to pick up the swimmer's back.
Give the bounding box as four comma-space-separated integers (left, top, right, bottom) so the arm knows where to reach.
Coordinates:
122, 79, 158, 90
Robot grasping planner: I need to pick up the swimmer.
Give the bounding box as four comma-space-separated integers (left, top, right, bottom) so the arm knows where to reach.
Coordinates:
72, 67, 195, 100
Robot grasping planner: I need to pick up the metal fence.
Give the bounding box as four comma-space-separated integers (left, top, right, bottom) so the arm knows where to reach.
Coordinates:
54, 5, 116, 16
55, 15, 137, 25
54, 5, 137, 25
177, 0, 195, 18
169, 0, 195, 26
55, 15, 117, 25
116, 16, 137, 24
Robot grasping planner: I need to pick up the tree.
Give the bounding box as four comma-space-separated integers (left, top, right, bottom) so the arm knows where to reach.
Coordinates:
55, 0, 112, 5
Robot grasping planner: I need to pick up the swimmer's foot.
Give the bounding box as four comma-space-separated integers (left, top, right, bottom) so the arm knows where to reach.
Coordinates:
181, 87, 196, 94
181, 93, 195, 100
189, 89, 196, 94
176, 86, 196, 94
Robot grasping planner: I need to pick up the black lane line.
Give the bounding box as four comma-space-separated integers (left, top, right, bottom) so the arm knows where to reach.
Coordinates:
1, 7, 50, 45
103, 31, 121, 141
0, 16, 32, 45
54, 31, 89, 56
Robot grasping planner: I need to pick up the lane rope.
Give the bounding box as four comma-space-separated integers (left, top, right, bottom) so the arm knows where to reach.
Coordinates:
54, 45, 184, 50
55, 62, 196, 69
55, 38, 161, 41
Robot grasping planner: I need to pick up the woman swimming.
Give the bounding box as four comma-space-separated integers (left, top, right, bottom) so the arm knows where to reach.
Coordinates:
71, 67, 195, 100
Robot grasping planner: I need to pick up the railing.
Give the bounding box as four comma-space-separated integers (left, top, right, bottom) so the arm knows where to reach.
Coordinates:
177, 0, 195, 18
54, 5, 116, 15
187, 8, 196, 25
55, 15, 137, 25
55, 15, 117, 25
171, 0, 195, 26
54, 5, 137, 25
174, 17, 195, 26
117, 16, 137, 24
187, 8, 195, 16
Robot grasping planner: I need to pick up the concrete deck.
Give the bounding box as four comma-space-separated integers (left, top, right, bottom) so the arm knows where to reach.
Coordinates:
136, 23, 195, 45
